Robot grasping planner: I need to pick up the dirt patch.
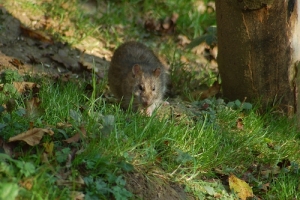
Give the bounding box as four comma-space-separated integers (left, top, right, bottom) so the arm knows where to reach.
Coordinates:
0, 6, 109, 79
125, 172, 194, 200
0, 5, 197, 200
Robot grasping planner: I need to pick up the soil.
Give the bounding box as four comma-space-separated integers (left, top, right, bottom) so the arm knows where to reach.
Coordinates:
125, 172, 195, 200
0, 5, 195, 200
0, 5, 110, 79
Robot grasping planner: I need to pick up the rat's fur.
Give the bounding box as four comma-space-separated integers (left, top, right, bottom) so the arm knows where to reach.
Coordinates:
108, 41, 167, 115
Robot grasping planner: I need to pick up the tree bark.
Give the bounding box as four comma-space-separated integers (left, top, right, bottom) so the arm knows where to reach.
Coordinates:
216, 0, 300, 115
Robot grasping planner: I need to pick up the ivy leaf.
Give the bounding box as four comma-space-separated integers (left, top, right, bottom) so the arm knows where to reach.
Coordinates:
242, 102, 252, 110
176, 149, 193, 164
117, 161, 134, 172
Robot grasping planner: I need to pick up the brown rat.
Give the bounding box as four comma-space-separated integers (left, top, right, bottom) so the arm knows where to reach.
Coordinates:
108, 41, 167, 116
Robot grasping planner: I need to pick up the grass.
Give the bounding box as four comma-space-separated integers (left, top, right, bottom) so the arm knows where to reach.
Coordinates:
1, 0, 300, 199
1, 74, 300, 199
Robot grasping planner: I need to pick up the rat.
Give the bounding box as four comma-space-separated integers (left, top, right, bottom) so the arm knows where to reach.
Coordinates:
108, 41, 167, 116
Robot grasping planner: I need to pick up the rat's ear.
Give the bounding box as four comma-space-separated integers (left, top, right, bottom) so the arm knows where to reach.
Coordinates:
153, 68, 161, 78
132, 64, 142, 76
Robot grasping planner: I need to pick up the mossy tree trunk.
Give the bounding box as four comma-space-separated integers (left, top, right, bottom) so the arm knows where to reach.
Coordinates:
216, 0, 300, 115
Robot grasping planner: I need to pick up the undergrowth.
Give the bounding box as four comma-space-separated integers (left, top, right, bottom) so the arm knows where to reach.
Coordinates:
1, 0, 300, 199
1, 71, 300, 199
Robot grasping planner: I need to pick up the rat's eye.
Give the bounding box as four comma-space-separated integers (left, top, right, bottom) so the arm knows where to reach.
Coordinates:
138, 84, 144, 91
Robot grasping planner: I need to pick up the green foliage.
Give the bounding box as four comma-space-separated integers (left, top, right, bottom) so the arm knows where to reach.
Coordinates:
56, 147, 71, 163
187, 26, 217, 49
0, 153, 36, 178
227, 99, 253, 111
0, 70, 23, 84
0, 182, 19, 200
0, 105, 28, 139
0, 70, 23, 103
1, 70, 300, 199
2, 1, 300, 199
84, 174, 132, 200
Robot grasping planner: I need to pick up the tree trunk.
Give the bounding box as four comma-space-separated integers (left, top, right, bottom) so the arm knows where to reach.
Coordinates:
216, 0, 300, 115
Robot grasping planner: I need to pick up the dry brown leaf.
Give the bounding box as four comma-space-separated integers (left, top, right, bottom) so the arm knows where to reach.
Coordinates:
64, 28, 75, 37
229, 174, 253, 200
20, 24, 53, 44
210, 46, 218, 59
9, 58, 24, 68
0, 136, 14, 156
56, 175, 85, 188
64, 126, 86, 143
144, 13, 178, 35
178, 35, 191, 46
236, 118, 244, 130
26, 97, 41, 118
260, 183, 270, 191
29, 121, 34, 129
200, 81, 221, 99
64, 133, 81, 144
12, 82, 39, 94
19, 178, 34, 190
70, 191, 85, 200
56, 122, 73, 128
9, 128, 54, 146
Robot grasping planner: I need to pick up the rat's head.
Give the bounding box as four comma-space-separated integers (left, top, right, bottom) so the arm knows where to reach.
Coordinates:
131, 64, 163, 108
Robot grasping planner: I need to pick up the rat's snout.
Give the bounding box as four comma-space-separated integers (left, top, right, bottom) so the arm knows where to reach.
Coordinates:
142, 101, 149, 107
142, 98, 151, 107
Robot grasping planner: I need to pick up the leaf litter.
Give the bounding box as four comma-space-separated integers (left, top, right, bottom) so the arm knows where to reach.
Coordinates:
1, 1, 297, 199
8, 128, 54, 146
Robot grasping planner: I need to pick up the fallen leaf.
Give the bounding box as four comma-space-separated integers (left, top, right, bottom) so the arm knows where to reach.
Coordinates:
200, 81, 221, 99
9, 128, 54, 146
144, 13, 178, 35
63, 28, 75, 37
13, 82, 39, 94
20, 24, 53, 44
64, 133, 81, 144
178, 35, 191, 46
26, 97, 41, 118
64, 126, 86, 143
236, 118, 244, 130
56, 122, 72, 128
229, 174, 253, 200
29, 122, 34, 129
19, 178, 34, 190
260, 182, 270, 191
0, 136, 15, 157
70, 191, 85, 200
9, 58, 24, 68
56, 175, 85, 188
43, 141, 54, 156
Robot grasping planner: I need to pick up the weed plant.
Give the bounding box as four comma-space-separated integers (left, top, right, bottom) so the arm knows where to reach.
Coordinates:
1, 74, 300, 199
1, 0, 300, 199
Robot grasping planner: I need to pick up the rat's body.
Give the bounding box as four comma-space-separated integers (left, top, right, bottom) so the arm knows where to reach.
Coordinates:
108, 41, 167, 116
